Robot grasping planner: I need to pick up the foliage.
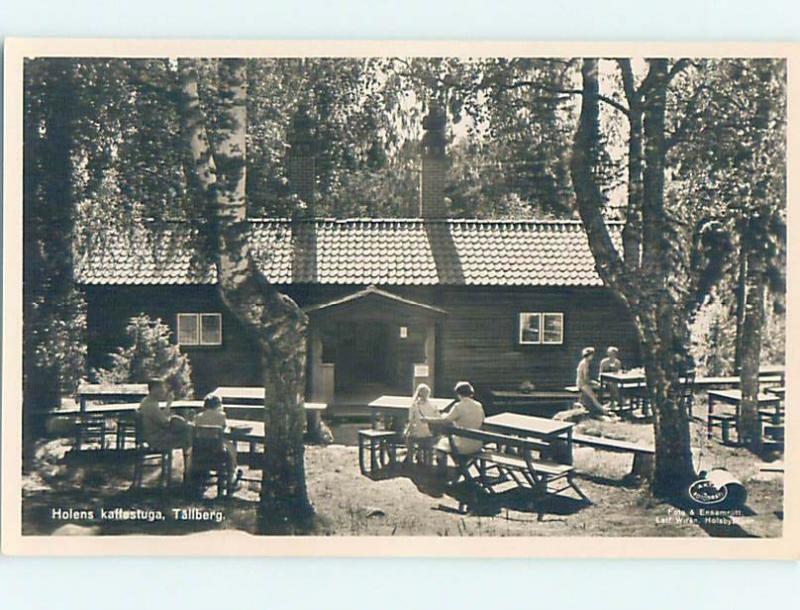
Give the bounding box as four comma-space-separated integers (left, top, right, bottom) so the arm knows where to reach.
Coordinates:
93, 314, 193, 399
23, 59, 87, 405
689, 291, 737, 377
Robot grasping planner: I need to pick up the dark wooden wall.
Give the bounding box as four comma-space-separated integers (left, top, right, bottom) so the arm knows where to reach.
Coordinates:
433, 286, 641, 396
83, 282, 640, 402
84, 284, 262, 397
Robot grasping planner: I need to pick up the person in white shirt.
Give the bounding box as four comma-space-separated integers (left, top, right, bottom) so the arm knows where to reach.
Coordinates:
195, 393, 238, 481
425, 381, 485, 456
138, 377, 193, 478
576, 347, 611, 416
598, 346, 623, 408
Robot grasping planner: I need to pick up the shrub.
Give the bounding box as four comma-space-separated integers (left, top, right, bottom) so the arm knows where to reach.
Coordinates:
93, 314, 193, 399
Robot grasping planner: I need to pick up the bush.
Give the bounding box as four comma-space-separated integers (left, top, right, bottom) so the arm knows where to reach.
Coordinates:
93, 314, 193, 399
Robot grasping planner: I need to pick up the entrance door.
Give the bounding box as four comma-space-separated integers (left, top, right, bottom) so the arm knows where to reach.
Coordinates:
334, 321, 393, 393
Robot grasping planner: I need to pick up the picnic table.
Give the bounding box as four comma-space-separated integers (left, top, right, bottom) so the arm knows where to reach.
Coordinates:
225, 418, 266, 456
367, 394, 454, 429
211, 386, 328, 430
707, 389, 782, 443
599, 370, 649, 416
57, 399, 204, 416
759, 365, 785, 383
483, 412, 575, 465
766, 386, 785, 399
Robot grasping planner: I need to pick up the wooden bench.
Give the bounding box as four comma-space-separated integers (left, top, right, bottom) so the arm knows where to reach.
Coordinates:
438, 427, 589, 513
571, 433, 655, 479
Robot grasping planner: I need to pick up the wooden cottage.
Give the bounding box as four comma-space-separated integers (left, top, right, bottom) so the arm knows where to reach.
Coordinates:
74, 110, 640, 408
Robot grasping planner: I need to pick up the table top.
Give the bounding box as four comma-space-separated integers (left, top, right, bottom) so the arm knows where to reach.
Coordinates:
759, 365, 785, 375
77, 384, 149, 398
484, 412, 573, 437
767, 386, 786, 397
225, 418, 265, 441
708, 389, 781, 403
212, 386, 328, 411
211, 387, 326, 410
368, 395, 453, 412
492, 389, 579, 400
56, 400, 204, 415
213, 386, 265, 403
600, 371, 646, 383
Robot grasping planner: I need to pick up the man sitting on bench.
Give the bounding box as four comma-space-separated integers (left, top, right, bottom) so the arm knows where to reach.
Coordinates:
424, 381, 485, 472
576, 347, 613, 418
138, 377, 193, 479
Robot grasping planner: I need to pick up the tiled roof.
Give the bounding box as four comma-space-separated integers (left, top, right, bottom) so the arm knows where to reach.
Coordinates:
75, 218, 620, 287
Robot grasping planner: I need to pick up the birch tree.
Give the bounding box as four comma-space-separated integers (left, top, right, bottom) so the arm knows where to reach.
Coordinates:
178, 58, 313, 520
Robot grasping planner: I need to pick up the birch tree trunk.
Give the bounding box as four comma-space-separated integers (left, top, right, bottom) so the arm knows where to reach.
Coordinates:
179, 58, 313, 520
571, 58, 696, 496
737, 61, 776, 453
738, 238, 766, 450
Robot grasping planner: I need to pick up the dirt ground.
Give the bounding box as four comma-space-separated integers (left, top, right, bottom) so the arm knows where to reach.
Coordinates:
21, 416, 783, 538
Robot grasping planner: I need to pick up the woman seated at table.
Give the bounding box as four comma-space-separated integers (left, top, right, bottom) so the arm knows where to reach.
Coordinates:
194, 393, 238, 482
423, 381, 485, 465
599, 346, 623, 408
404, 383, 440, 465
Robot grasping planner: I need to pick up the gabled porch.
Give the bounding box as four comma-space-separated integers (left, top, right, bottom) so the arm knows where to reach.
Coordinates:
304, 286, 447, 412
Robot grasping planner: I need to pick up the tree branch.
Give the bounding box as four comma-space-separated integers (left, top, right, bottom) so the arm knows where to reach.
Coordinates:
570, 58, 635, 303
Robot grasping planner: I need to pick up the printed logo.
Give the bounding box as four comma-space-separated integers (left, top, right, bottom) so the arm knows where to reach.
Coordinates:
688, 478, 728, 505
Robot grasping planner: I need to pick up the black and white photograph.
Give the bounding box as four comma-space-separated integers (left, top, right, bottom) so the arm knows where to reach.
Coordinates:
2, 40, 795, 555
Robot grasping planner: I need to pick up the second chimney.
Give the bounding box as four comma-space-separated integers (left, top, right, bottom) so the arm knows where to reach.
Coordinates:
419, 106, 448, 218
288, 104, 316, 215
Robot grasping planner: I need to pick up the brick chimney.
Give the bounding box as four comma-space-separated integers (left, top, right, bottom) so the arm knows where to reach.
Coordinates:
419, 105, 448, 218
288, 104, 316, 215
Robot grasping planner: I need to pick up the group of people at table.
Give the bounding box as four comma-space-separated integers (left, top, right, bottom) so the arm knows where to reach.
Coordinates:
137, 377, 239, 486
401, 346, 626, 465
134, 345, 636, 481
576, 345, 626, 417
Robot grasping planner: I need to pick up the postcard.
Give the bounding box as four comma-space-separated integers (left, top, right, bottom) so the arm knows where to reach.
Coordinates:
2, 39, 797, 557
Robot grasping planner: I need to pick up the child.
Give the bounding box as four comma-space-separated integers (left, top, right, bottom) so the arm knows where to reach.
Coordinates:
195, 393, 239, 485
405, 383, 441, 465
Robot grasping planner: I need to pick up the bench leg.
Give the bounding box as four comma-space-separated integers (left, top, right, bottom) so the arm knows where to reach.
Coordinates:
370, 439, 379, 473
568, 473, 591, 503
721, 420, 732, 445
631, 453, 654, 480
358, 437, 367, 475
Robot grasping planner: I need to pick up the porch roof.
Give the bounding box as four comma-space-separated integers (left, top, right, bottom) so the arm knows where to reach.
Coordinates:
304, 285, 447, 319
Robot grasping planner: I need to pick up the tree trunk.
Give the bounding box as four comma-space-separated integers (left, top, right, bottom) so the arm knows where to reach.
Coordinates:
733, 233, 747, 372
618, 59, 643, 269
738, 226, 767, 451
736, 60, 774, 453
571, 58, 696, 497
178, 59, 313, 520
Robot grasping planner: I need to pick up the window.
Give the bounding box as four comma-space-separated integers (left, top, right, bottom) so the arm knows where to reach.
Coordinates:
519, 312, 564, 345
177, 313, 223, 346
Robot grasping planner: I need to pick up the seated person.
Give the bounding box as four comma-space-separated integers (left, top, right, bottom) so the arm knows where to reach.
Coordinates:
576, 347, 611, 417
138, 377, 193, 479
424, 381, 485, 458
194, 393, 238, 483
404, 383, 440, 464
599, 346, 623, 408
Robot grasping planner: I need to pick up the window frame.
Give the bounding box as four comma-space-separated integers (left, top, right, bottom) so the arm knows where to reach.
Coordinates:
518, 312, 564, 346
177, 312, 223, 347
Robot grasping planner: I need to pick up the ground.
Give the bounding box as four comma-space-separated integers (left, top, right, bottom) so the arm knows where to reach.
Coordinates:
21, 414, 783, 538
